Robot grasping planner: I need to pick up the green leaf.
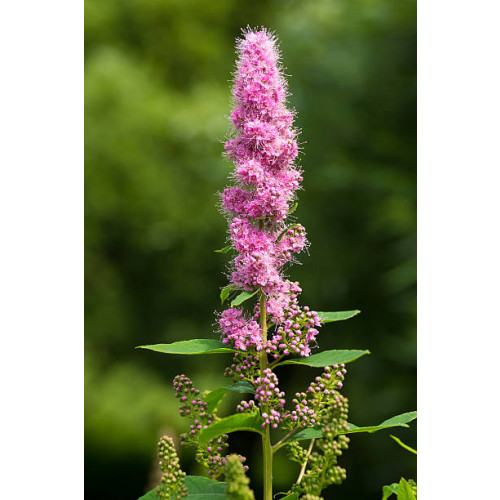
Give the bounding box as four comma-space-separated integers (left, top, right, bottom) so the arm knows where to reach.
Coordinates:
220, 284, 239, 304
185, 476, 228, 499
204, 388, 229, 414
276, 223, 302, 242
390, 435, 417, 455
378, 412, 417, 427
230, 290, 259, 307
287, 201, 298, 215
317, 310, 361, 323
397, 478, 416, 500
343, 411, 417, 435
137, 488, 157, 500
282, 426, 323, 446
138, 477, 228, 500
136, 339, 236, 355
204, 381, 255, 414
199, 413, 263, 447
381, 483, 399, 500
276, 412, 416, 451
276, 349, 370, 368
225, 380, 255, 393
215, 245, 233, 254
280, 494, 299, 500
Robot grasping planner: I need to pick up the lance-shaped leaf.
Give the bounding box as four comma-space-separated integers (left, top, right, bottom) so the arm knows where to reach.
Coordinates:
230, 290, 259, 307
184, 476, 228, 499
220, 284, 240, 304
215, 245, 233, 254
204, 381, 255, 414
224, 380, 255, 393
397, 478, 416, 500
137, 489, 158, 500
138, 476, 229, 500
273, 426, 324, 452
276, 412, 416, 452
287, 201, 298, 215
136, 339, 236, 355
199, 413, 263, 447
341, 412, 417, 435
390, 435, 417, 455
275, 349, 370, 368
317, 310, 361, 323
382, 483, 399, 500
204, 388, 230, 414
138, 476, 228, 500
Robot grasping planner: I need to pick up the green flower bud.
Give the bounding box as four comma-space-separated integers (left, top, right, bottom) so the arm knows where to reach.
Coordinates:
224, 454, 254, 500
408, 479, 417, 497
156, 436, 187, 499
290, 386, 350, 498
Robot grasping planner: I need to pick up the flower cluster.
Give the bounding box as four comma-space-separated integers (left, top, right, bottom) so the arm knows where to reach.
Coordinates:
218, 28, 320, 358
173, 374, 229, 478
147, 28, 372, 500
222, 27, 302, 222
219, 308, 261, 351
156, 436, 188, 499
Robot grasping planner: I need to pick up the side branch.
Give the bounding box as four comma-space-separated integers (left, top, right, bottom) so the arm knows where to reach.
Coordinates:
272, 428, 300, 452
296, 438, 315, 484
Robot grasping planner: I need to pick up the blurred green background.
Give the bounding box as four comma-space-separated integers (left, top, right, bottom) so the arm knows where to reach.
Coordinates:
85, 0, 416, 498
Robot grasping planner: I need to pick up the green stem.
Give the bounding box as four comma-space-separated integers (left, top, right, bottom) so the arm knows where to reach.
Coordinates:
297, 438, 315, 484
268, 356, 284, 369
259, 289, 273, 500
262, 425, 273, 500
259, 290, 268, 372
272, 428, 299, 453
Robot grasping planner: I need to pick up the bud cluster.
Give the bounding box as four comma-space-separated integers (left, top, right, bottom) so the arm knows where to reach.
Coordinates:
197, 436, 230, 479
307, 365, 347, 414
254, 368, 285, 428
288, 395, 318, 429
284, 365, 347, 431
407, 479, 417, 497
287, 439, 311, 465
288, 370, 350, 497
173, 374, 229, 478
224, 455, 254, 500
174, 374, 208, 418
321, 392, 350, 433
156, 436, 188, 499
225, 353, 260, 383
256, 283, 322, 359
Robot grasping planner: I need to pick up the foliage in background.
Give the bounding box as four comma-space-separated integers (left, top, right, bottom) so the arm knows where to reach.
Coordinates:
85, 0, 416, 498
